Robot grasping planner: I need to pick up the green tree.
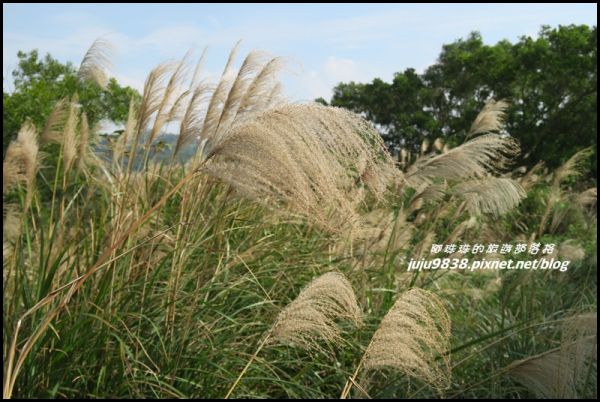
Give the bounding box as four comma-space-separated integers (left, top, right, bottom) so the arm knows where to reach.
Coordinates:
3, 50, 140, 157
327, 25, 597, 177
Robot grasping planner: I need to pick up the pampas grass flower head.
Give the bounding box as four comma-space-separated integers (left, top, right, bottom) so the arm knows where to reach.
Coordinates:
269, 271, 362, 353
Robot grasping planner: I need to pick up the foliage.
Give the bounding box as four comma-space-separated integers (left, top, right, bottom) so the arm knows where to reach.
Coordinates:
326, 25, 597, 177
2, 35, 597, 400
3, 49, 140, 158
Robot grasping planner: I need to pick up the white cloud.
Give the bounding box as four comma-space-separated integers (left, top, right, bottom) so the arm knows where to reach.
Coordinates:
136, 26, 208, 56
288, 56, 379, 101
112, 71, 145, 93
324, 56, 359, 83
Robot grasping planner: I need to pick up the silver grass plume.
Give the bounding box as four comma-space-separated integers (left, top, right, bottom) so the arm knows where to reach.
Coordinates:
558, 240, 586, 262
539, 148, 593, 236
198, 41, 241, 149
226, 271, 361, 398
190, 47, 208, 89
467, 99, 509, 139
519, 161, 545, 191
3, 204, 22, 262
145, 52, 191, 148
405, 134, 520, 188
137, 62, 174, 140
575, 187, 597, 219
405, 100, 517, 188
553, 147, 593, 185
2, 144, 24, 194
172, 46, 210, 158
203, 103, 400, 232
268, 271, 362, 353
408, 183, 447, 213
62, 97, 80, 175
509, 313, 597, 398
420, 138, 430, 155
78, 38, 113, 89
576, 187, 597, 210
41, 99, 69, 144
76, 112, 91, 173
174, 83, 212, 158
174, 47, 283, 159
237, 57, 285, 117
360, 288, 451, 393
454, 177, 526, 217
265, 82, 285, 109
212, 50, 269, 142
334, 209, 414, 271
3, 121, 40, 208
432, 137, 445, 152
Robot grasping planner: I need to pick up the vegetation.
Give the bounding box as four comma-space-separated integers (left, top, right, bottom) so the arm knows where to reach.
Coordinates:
3, 31, 597, 399
3, 45, 140, 158
321, 25, 597, 177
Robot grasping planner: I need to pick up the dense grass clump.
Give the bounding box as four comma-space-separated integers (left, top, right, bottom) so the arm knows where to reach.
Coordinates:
3, 40, 596, 399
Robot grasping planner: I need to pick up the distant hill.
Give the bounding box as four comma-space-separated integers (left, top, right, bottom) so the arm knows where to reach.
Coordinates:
95, 133, 197, 170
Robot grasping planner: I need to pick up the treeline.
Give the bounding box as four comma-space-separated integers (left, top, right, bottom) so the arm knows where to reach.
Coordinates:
3, 50, 140, 158
319, 25, 597, 178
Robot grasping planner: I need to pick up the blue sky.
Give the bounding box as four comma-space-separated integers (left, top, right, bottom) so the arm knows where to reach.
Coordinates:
3, 3, 597, 101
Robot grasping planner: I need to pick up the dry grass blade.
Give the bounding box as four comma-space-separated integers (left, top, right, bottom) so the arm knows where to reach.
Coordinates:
406, 134, 520, 187
508, 313, 597, 398
467, 99, 509, 138
454, 177, 526, 217
269, 271, 362, 353
360, 288, 451, 394
204, 103, 400, 232
78, 38, 113, 89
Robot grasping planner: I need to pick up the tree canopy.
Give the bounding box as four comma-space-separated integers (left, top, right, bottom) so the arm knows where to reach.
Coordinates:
324, 25, 597, 177
3, 49, 140, 157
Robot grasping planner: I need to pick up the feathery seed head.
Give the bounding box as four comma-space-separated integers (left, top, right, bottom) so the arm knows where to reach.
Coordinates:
269, 271, 362, 353
361, 288, 451, 393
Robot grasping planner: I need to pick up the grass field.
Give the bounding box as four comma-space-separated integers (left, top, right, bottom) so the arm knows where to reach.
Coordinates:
3, 40, 597, 399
